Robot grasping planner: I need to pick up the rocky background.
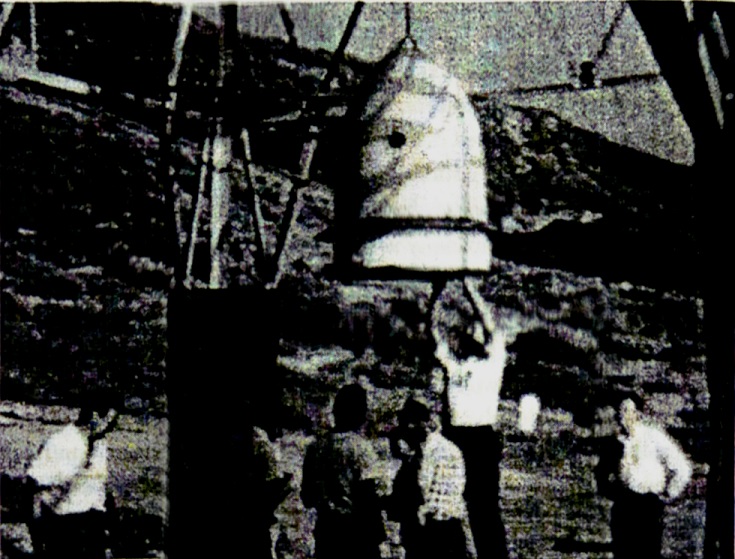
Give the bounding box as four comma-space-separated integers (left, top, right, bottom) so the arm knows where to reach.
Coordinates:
1, 5, 709, 559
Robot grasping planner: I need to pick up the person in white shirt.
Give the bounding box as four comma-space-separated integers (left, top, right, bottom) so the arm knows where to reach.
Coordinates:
431, 278, 509, 559
618, 398, 692, 499
28, 406, 117, 559
602, 397, 693, 559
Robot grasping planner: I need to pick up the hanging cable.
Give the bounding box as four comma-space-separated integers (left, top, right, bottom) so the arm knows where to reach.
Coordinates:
405, 3, 411, 40
403, 2, 417, 50
574, 3, 629, 89
278, 4, 297, 48
29, 3, 37, 61
163, 5, 194, 286
168, 5, 193, 92
317, 1, 364, 95
593, 3, 628, 67
335, 2, 364, 62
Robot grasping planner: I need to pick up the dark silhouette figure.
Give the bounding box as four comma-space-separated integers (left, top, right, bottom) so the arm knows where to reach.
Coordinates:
301, 384, 385, 559
389, 398, 432, 559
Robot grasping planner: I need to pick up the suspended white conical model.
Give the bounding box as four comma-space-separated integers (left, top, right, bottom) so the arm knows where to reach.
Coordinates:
352, 45, 492, 273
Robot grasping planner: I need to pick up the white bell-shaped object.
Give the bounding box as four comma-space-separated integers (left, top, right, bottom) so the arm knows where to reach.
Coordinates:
353, 46, 491, 272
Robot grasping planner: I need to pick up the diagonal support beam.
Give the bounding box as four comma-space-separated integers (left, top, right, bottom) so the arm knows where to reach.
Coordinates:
0, 3, 14, 38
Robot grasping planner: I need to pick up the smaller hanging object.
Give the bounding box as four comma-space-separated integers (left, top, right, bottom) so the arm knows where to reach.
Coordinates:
349, 42, 491, 274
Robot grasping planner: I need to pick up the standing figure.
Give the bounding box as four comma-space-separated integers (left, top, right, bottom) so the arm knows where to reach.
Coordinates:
301, 384, 385, 559
27, 406, 117, 559
390, 397, 475, 559
596, 397, 693, 558
432, 280, 509, 559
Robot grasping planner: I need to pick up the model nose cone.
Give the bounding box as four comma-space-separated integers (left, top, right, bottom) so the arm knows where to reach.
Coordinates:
353, 47, 492, 273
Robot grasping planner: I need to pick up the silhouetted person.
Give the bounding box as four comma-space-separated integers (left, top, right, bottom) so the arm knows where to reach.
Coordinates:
301, 384, 385, 559
596, 397, 692, 559
390, 398, 431, 559
390, 398, 475, 559
28, 406, 118, 559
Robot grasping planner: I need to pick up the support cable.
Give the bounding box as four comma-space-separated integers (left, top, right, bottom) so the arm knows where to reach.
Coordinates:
162, 5, 193, 286
278, 4, 298, 48
0, 3, 14, 38
267, 2, 365, 286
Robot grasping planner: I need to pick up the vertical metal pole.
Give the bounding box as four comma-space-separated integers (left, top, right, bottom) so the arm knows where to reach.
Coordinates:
631, 5, 735, 559
185, 137, 211, 286
209, 128, 231, 288
404, 2, 411, 40
0, 3, 14, 38
163, 5, 193, 286
168, 5, 193, 95
240, 128, 269, 270
28, 3, 37, 62
278, 3, 298, 48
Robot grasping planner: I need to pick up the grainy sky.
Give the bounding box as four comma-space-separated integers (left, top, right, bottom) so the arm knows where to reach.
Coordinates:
226, 1, 694, 165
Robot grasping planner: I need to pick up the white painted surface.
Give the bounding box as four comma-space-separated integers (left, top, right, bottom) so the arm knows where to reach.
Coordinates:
359, 52, 488, 223
355, 230, 492, 272
360, 166, 486, 220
